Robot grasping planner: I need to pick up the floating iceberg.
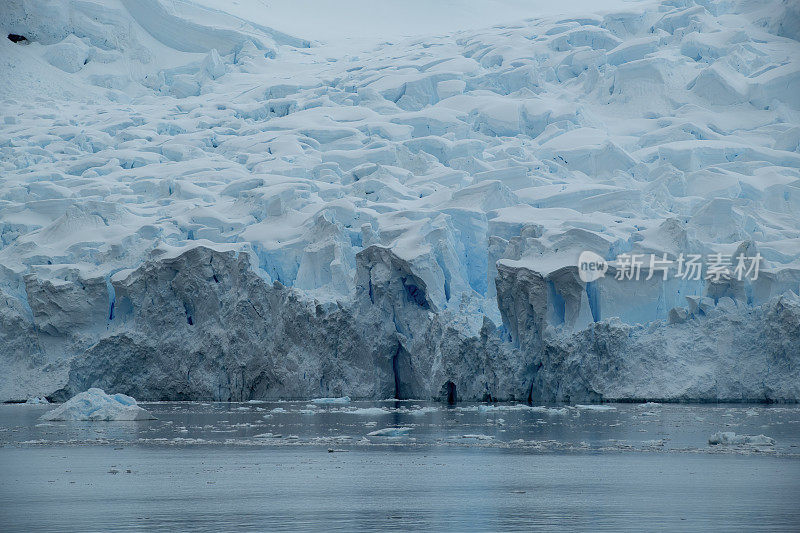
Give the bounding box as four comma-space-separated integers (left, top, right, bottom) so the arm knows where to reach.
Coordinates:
461, 434, 494, 440
367, 427, 413, 437
344, 407, 391, 416
311, 397, 351, 405
253, 432, 281, 439
708, 432, 775, 446
39, 388, 156, 421
25, 397, 49, 405
576, 405, 617, 412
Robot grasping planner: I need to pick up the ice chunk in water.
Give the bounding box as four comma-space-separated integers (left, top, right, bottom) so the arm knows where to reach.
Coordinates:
312, 397, 351, 405
708, 432, 775, 446
25, 397, 50, 405
367, 427, 413, 437
39, 388, 155, 421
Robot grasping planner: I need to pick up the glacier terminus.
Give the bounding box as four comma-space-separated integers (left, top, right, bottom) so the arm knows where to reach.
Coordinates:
0, 0, 799, 404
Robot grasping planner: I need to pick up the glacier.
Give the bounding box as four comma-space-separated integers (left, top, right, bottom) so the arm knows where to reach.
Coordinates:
0, 0, 798, 403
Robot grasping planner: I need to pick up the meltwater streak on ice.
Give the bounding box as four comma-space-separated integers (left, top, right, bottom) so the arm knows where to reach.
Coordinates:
0, 0, 799, 402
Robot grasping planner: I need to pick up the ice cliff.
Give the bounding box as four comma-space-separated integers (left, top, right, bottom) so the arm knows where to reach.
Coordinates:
0, 0, 798, 402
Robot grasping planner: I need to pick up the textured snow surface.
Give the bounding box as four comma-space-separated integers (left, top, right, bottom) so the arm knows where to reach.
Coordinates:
0, 0, 799, 402
39, 388, 155, 421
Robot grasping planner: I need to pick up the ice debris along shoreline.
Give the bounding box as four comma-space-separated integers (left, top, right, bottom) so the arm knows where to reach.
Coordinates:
39, 388, 156, 421
0, 0, 799, 403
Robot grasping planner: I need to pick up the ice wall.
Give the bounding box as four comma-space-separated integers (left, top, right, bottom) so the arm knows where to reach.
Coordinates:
3, 244, 797, 403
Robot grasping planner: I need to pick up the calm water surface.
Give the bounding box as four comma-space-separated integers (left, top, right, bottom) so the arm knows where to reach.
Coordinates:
1, 401, 799, 531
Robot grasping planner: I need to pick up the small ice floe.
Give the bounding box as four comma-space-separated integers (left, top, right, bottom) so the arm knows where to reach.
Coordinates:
468, 404, 568, 415
367, 427, 412, 437
638, 402, 662, 408
461, 434, 494, 440
270, 407, 287, 413
253, 432, 281, 439
408, 406, 438, 415
312, 396, 351, 405
528, 406, 570, 416
26, 397, 50, 404
708, 432, 775, 446
344, 407, 391, 416
576, 404, 617, 411
39, 388, 156, 421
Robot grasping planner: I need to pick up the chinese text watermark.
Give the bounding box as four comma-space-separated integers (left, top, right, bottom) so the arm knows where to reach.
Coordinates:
578, 252, 762, 283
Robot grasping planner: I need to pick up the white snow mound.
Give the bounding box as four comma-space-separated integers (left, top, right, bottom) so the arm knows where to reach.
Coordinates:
39, 388, 156, 421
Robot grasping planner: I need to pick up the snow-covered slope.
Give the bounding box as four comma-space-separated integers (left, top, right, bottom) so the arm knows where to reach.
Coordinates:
1, 0, 798, 402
